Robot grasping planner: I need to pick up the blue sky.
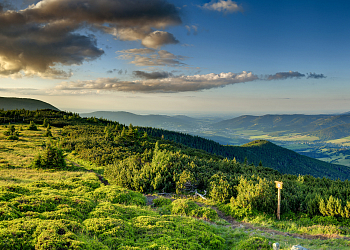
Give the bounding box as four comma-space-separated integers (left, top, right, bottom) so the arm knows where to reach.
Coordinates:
0, 0, 349, 115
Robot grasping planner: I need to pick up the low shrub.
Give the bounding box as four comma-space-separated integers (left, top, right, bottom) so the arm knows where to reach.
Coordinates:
153, 197, 172, 207
90, 185, 146, 206
237, 236, 270, 250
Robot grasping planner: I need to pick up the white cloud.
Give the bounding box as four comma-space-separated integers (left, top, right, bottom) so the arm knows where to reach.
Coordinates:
201, 0, 244, 13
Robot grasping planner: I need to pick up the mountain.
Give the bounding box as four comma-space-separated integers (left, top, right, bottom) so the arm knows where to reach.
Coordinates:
141, 127, 350, 180
0, 97, 59, 111
212, 114, 350, 135
310, 123, 350, 140
80, 111, 201, 131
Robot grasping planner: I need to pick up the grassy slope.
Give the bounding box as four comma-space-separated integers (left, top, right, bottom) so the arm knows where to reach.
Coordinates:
212, 114, 350, 133
1, 123, 350, 249
0, 97, 59, 111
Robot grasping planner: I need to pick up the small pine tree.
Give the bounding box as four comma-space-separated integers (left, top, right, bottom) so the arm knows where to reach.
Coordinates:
28, 121, 38, 131
4, 125, 19, 140
43, 118, 49, 127
31, 144, 66, 169
43, 127, 52, 137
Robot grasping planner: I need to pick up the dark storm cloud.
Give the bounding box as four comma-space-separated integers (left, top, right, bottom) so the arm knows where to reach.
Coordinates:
24, 0, 181, 27
133, 71, 174, 79
0, 0, 182, 78
266, 71, 305, 80
307, 73, 326, 79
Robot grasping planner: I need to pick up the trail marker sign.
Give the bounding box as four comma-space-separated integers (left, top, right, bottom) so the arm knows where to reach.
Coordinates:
275, 181, 283, 220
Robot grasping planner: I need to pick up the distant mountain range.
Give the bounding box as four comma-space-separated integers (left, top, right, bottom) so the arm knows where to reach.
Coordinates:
80, 111, 207, 131
0, 97, 59, 111
212, 114, 350, 140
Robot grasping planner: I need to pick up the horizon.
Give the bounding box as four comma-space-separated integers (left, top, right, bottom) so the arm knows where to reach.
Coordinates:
0, 0, 349, 115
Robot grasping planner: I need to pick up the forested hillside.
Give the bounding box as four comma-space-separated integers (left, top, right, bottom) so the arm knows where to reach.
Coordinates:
80, 111, 198, 130
139, 127, 350, 180
310, 123, 350, 140
212, 114, 350, 135
2, 109, 350, 249
0, 97, 59, 111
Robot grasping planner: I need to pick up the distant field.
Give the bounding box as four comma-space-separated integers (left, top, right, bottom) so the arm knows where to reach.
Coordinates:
327, 136, 350, 146
232, 130, 320, 142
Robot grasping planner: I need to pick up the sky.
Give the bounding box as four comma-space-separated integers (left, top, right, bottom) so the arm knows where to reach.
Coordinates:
0, 0, 349, 116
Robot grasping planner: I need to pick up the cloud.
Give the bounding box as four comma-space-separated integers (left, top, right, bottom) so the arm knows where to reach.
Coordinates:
0, 0, 182, 78
185, 25, 198, 35
117, 49, 187, 67
107, 69, 117, 74
133, 71, 174, 79
56, 71, 258, 93
266, 71, 305, 80
141, 31, 179, 49
201, 0, 244, 14
307, 72, 327, 79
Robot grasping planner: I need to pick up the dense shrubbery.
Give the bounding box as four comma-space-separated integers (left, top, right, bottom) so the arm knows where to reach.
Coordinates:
0, 172, 228, 250
58, 122, 350, 221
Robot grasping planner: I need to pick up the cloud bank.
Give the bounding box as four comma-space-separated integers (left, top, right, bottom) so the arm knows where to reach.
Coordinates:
55, 70, 327, 94
0, 0, 182, 78
56, 71, 258, 93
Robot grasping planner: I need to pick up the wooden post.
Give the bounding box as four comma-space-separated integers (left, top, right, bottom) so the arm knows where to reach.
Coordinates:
275, 181, 283, 220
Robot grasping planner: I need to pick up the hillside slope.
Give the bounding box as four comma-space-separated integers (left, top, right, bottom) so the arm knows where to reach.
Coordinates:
140, 128, 350, 180
80, 111, 198, 130
0, 97, 59, 111
212, 114, 350, 133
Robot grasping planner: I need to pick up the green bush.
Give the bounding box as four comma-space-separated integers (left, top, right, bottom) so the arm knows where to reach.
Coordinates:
33, 220, 84, 250
31, 144, 66, 170
3, 124, 19, 140
89, 202, 157, 220
90, 185, 146, 206
170, 199, 218, 221
170, 199, 199, 216
28, 121, 38, 131
153, 197, 172, 207
190, 206, 218, 221
237, 236, 270, 250
0, 202, 22, 220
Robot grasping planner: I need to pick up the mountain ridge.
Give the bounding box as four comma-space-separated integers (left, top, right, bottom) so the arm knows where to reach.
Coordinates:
0, 97, 59, 111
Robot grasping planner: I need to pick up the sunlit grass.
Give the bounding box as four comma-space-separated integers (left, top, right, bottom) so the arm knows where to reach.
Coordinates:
0, 168, 86, 185
0, 124, 62, 168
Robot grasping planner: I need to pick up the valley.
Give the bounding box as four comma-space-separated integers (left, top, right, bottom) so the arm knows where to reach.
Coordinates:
84, 111, 350, 167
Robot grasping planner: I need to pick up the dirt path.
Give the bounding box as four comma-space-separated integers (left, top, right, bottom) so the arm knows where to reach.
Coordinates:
145, 194, 350, 242
206, 204, 349, 241
65, 159, 109, 185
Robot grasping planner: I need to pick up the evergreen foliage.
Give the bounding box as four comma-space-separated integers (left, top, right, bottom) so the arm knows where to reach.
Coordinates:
31, 144, 66, 170
3, 124, 19, 140
28, 121, 38, 131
